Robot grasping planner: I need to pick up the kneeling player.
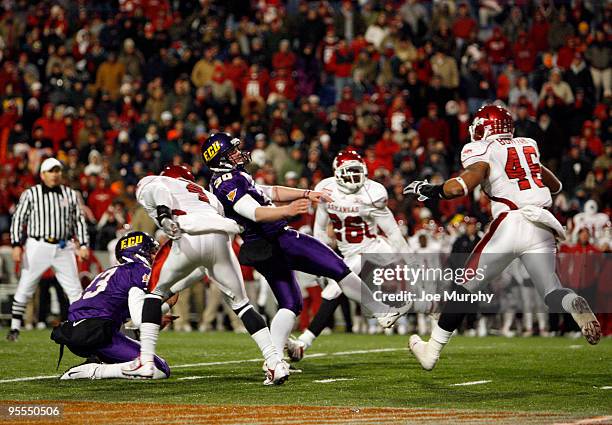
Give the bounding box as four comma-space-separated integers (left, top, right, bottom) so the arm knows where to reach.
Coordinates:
404, 104, 601, 371
53, 232, 174, 380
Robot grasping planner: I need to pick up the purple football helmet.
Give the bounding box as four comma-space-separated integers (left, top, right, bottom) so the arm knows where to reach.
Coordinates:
115, 231, 158, 265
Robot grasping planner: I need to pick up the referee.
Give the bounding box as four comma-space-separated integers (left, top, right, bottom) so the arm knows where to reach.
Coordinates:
7, 157, 89, 341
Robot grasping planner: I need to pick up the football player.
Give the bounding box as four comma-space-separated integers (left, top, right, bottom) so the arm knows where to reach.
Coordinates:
54, 231, 174, 380
287, 150, 410, 360
404, 104, 601, 371
571, 200, 610, 243
125, 165, 288, 385
202, 133, 406, 364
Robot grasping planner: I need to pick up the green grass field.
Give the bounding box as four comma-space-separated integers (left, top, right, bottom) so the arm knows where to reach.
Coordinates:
0, 330, 610, 421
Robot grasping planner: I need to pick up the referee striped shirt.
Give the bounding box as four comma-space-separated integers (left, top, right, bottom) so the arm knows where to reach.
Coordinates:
10, 184, 89, 247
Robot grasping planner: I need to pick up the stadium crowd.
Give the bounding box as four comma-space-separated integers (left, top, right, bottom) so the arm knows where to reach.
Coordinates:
0, 0, 610, 335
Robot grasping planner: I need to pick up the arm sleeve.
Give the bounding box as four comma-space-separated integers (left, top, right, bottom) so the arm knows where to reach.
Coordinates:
233, 194, 260, 222
74, 190, 90, 246
128, 287, 171, 327
313, 202, 333, 246
258, 185, 274, 200
10, 189, 31, 246
127, 287, 146, 327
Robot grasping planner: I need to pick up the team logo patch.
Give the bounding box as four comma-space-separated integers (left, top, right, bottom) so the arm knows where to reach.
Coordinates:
120, 234, 143, 249
203, 141, 221, 162
226, 189, 237, 202
142, 273, 150, 283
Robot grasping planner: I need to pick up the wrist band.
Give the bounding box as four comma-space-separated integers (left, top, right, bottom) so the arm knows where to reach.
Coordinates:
453, 176, 469, 196
551, 182, 562, 195
303, 190, 311, 199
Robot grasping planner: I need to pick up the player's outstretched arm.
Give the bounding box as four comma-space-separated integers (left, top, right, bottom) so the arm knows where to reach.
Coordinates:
541, 166, 562, 194
234, 194, 310, 222
404, 162, 489, 201
260, 185, 332, 203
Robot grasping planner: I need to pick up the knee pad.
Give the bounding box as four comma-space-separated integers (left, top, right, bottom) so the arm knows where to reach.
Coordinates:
544, 288, 574, 313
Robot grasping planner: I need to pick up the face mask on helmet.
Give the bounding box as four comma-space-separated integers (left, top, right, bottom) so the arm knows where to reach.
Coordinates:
335, 163, 367, 193
469, 105, 514, 142
206, 136, 251, 172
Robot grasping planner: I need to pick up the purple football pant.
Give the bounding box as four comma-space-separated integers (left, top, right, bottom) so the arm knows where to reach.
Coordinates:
95, 331, 170, 377
254, 229, 351, 315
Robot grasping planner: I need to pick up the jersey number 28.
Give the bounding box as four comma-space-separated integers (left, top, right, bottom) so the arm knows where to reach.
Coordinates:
329, 214, 375, 243
504, 146, 545, 191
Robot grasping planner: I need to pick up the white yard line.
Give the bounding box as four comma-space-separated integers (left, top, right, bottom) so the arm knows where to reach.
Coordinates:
450, 380, 492, 387
555, 416, 612, 425
595, 386, 612, 390
177, 375, 221, 381
313, 378, 356, 383
0, 347, 403, 383
0, 375, 59, 383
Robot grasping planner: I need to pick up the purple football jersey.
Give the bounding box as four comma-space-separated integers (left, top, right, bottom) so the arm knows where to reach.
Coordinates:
211, 170, 286, 242
68, 262, 150, 327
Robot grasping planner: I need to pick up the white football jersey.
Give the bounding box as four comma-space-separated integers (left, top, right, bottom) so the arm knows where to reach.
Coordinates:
572, 212, 610, 240
462, 137, 552, 219
314, 177, 408, 258
136, 175, 224, 227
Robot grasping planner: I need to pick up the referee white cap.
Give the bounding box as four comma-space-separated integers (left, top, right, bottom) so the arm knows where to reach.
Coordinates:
40, 158, 63, 173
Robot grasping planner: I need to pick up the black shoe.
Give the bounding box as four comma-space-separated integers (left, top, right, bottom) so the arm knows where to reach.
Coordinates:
6, 329, 19, 341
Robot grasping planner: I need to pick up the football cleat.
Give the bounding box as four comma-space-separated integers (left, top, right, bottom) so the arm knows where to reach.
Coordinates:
60, 363, 100, 380
6, 329, 19, 342
569, 296, 601, 345
376, 302, 412, 328
408, 335, 439, 371
263, 360, 289, 386
286, 337, 305, 362
121, 357, 155, 379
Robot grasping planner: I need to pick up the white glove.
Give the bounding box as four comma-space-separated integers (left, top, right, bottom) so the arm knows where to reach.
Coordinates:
161, 217, 182, 240
403, 180, 430, 202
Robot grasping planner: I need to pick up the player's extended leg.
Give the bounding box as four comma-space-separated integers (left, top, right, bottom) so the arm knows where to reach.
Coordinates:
8, 240, 54, 340
520, 236, 601, 345
289, 253, 363, 361
278, 230, 400, 318
61, 332, 170, 380
124, 240, 194, 378
206, 233, 288, 385
409, 212, 516, 371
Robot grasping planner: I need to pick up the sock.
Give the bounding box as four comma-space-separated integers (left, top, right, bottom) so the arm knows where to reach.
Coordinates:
140, 294, 163, 363
270, 308, 296, 356
307, 297, 341, 338
428, 322, 453, 356
251, 328, 281, 368
298, 329, 316, 349
234, 304, 266, 335
10, 300, 26, 331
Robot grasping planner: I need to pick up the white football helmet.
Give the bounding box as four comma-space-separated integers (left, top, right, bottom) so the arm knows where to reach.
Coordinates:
333, 149, 368, 193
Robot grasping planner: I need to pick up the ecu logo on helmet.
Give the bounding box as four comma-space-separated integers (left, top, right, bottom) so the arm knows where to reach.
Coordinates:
203, 141, 221, 162
120, 234, 143, 249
